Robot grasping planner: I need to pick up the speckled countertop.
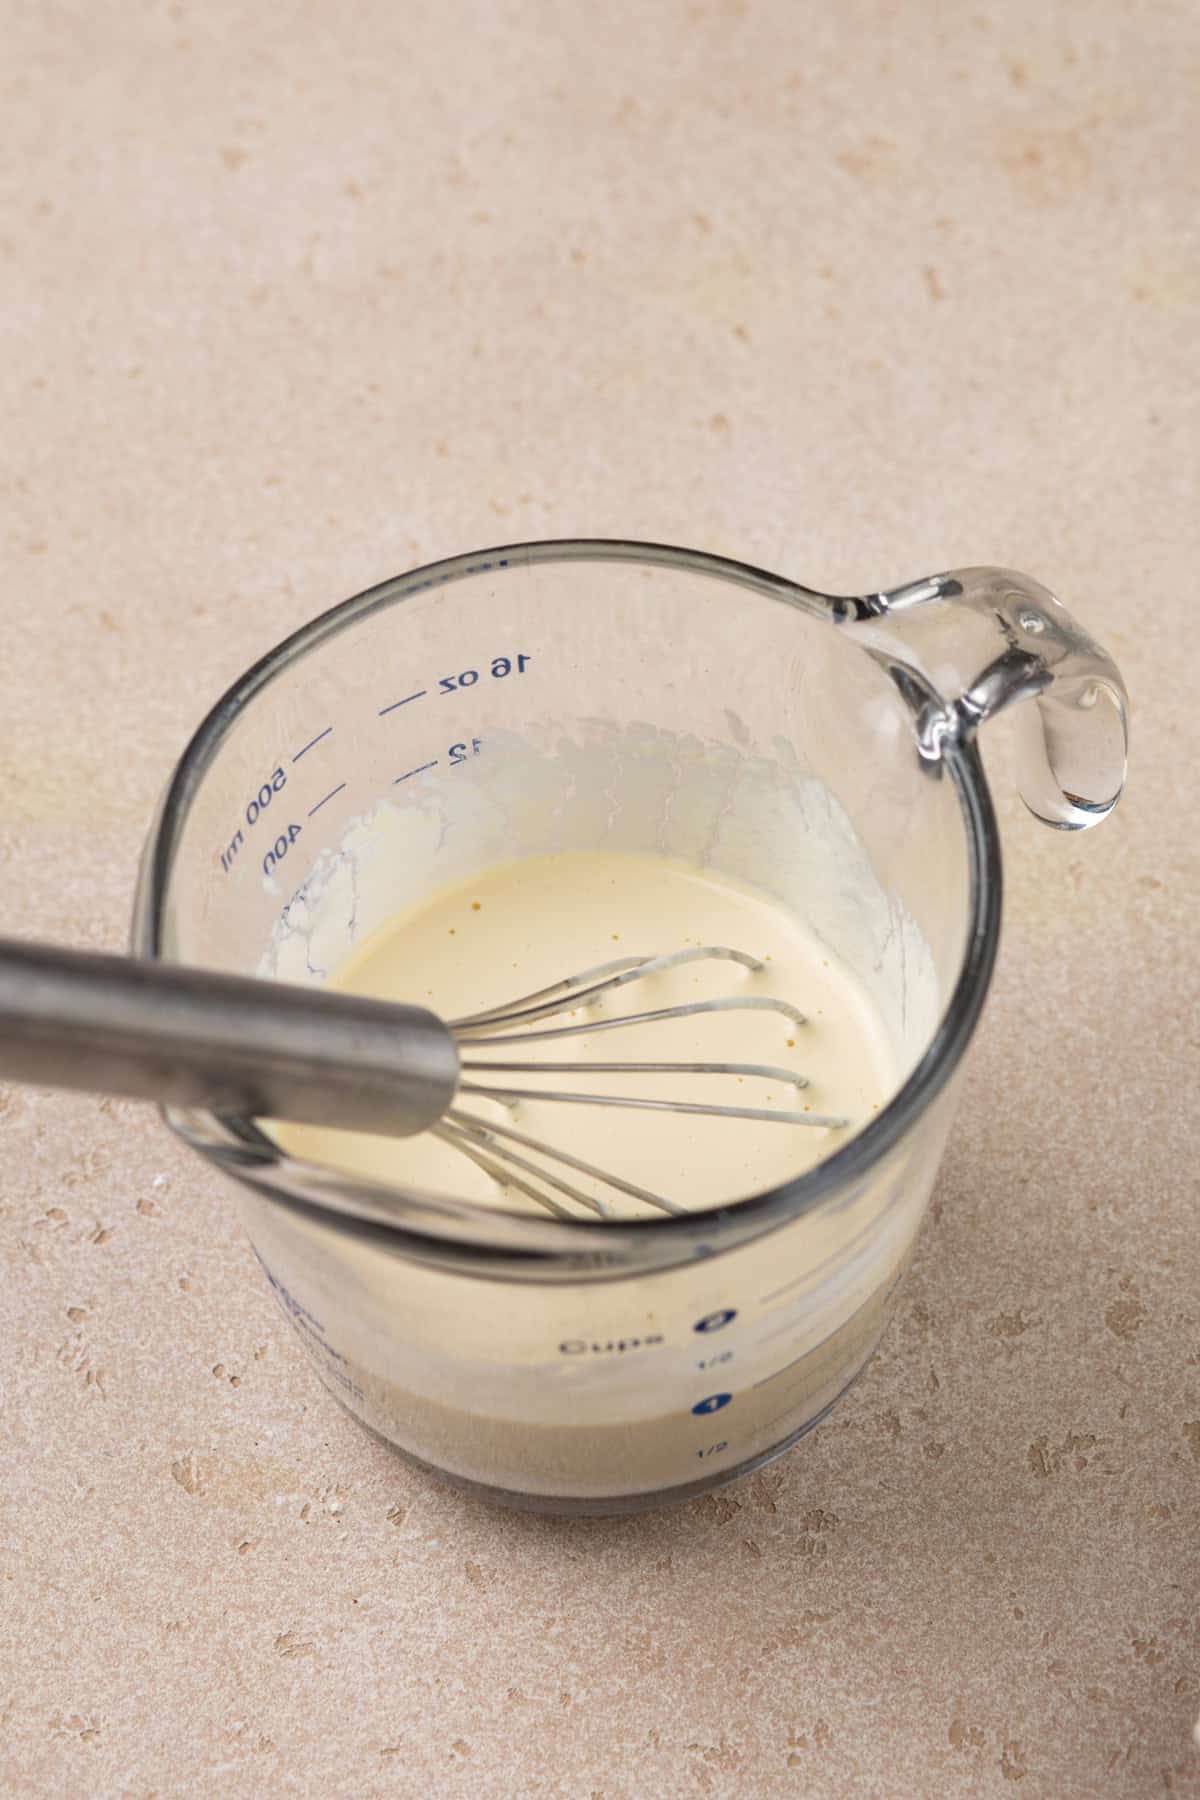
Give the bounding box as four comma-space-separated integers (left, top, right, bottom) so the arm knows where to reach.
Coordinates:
2, 2, 1198, 1795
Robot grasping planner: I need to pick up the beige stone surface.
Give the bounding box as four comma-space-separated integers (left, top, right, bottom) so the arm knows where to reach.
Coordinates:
2, 0, 1198, 1794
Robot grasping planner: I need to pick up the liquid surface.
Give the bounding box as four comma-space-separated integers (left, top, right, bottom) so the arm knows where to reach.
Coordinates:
273, 850, 897, 1217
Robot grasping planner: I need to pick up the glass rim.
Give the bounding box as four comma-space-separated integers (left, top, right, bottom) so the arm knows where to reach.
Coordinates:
132, 538, 1002, 1267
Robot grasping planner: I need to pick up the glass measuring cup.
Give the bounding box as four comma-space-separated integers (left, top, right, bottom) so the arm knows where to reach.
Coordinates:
133, 542, 1128, 1514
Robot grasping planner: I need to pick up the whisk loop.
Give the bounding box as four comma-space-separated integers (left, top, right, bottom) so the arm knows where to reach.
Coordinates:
443, 945, 847, 1220
450, 946, 807, 1035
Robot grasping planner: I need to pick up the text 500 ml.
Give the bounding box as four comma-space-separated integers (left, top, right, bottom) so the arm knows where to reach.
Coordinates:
220, 765, 290, 872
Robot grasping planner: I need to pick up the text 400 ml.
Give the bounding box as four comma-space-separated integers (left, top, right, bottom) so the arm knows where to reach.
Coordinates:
220, 743, 488, 878
219, 764, 312, 879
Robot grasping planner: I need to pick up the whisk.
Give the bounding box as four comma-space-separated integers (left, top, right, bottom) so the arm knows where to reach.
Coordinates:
0, 938, 845, 1220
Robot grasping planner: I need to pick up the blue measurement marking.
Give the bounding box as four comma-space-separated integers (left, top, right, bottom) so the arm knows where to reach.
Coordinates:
307, 782, 347, 817
378, 690, 427, 716
394, 760, 438, 783
694, 1309, 738, 1334
691, 1393, 733, 1415
292, 726, 332, 762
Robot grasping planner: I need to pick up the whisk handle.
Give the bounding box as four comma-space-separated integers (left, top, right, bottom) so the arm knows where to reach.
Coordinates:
0, 938, 458, 1137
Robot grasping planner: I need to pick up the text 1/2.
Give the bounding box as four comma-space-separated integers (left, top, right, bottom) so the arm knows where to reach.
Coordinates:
439, 653, 531, 694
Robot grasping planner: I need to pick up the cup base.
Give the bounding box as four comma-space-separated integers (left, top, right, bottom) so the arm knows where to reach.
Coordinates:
339, 1358, 872, 1519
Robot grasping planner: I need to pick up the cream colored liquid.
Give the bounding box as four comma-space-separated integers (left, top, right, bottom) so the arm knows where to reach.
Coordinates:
273, 849, 896, 1216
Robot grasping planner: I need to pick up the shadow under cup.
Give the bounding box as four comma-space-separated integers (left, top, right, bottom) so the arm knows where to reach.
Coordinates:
134, 542, 994, 1513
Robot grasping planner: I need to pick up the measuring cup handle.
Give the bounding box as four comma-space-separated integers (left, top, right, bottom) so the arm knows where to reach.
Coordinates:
842, 567, 1129, 830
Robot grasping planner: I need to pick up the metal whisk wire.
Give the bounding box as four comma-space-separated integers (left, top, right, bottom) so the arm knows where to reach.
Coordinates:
442, 946, 848, 1220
